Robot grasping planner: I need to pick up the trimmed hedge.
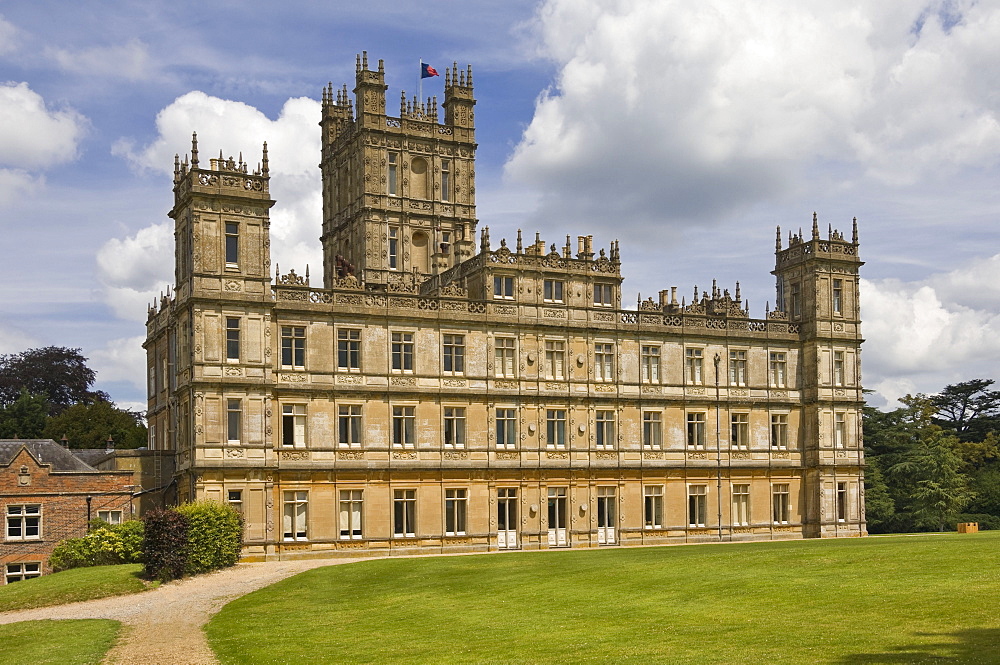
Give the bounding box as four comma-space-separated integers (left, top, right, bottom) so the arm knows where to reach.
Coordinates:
142, 501, 243, 581
142, 508, 189, 582
49, 520, 144, 571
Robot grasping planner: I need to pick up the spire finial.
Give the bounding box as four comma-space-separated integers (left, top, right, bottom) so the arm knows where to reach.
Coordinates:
776, 225, 782, 251
191, 132, 199, 168
852, 216, 858, 244
812, 211, 819, 239
516, 228, 523, 253
261, 142, 269, 177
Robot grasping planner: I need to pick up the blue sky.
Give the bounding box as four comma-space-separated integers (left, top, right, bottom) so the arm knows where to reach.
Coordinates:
2, 0, 999, 410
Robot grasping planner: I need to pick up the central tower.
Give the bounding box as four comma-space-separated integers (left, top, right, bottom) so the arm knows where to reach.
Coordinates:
319, 52, 478, 289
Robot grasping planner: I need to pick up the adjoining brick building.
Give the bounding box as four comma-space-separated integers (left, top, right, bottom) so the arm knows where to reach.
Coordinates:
0, 440, 134, 583
144, 54, 866, 561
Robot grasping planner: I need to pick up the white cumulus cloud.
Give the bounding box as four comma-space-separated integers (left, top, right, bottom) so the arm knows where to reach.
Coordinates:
0, 82, 87, 169
46, 38, 152, 81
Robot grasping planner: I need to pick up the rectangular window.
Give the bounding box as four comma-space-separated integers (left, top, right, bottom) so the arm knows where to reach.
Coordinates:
443, 334, 465, 374
594, 283, 614, 307
834, 351, 845, 386
338, 405, 362, 447
227, 490, 243, 517
496, 408, 517, 448
834, 412, 847, 449
543, 279, 564, 303
686, 412, 706, 449
769, 352, 787, 388
148, 364, 155, 398
4, 562, 41, 584
595, 410, 615, 449
444, 407, 466, 448
227, 399, 242, 444
729, 350, 747, 386
733, 484, 750, 526
772, 484, 790, 524
282, 491, 308, 541
387, 153, 398, 196
771, 413, 788, 449
391, 332, 414, 372
392, 406, 416, 447
388, 226, 399, 270
642, 411, 662, 449
393, 489, 416, 537
6, 505, 41, 541
280, 326, 306, 369
596, 487, 616, 544
546, 409, 567, 448
544, 340, 565, 380
837, 482, 847, 522
832, 279, 843, 315
493, 275, 514, 299
337, 329, 361, 371
494, 337, 516, 378
339, 490, 363, 539
594, 343, 614, 381
791, 283, 801, 318
685, 348, 703, 385
281, 404, 306, 448
641, 345, 660, 383
445, 489, 467, 535
440, 159, 451, 201
226, 317, 240, 361
643, 486, 663, 529
731, 412, 749, 450
96, 510, 123, 525
225, 222, 239, 266
688, 485, 708, 527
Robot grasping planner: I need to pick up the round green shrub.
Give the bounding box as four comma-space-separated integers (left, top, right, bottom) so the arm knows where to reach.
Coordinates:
176, 500, 244, 575
49, 520, 144, 571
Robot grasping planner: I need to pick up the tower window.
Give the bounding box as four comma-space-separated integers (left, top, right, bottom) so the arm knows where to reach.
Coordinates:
388, 227, 399, 270
225, 222, 239, 266
226, 317, 240, 362
833, 279, 843, 315
387, 152, 398, 196
441, 159, 451, 201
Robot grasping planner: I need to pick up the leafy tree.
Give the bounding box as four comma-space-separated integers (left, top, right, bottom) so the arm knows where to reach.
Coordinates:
0, 390, 49, 438
43, 399, 147, 449
932, 379, 1000, 441
862, 459, 895, 532
0, 347, 109, 415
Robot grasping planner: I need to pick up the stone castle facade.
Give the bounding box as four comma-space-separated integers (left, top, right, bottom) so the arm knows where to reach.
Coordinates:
144, 53, 866, 560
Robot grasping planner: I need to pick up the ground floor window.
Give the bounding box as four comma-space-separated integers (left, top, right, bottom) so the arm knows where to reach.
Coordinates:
837, 482, 847, 522
393, 489, 416, 537
339, 490, 363, 539
282, 491, 308, 541
644, 485, 663, 529
497, 488, 518, 549
445, 489, 467, 535
732, 484, 750, 526
547, 487, 568, 546
688, 485, 707, 527
227, 490, 244, 517
97, 509, 123, 525
772, 484, 790, 524
5, 562, 41, 583
596, 486, 616, 544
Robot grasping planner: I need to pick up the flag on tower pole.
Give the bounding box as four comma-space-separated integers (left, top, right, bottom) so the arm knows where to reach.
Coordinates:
421, 62, 439, 78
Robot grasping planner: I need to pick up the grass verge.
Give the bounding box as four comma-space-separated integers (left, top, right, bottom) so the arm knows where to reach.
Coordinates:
0, 564, 147, 612
0, 619, 120, 665
208, 532, 1000, 664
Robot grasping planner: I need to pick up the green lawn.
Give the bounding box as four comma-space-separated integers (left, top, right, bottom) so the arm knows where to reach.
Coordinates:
0, 619, 120, 665
207, 533, 1000, 664
0, 564, 147, 612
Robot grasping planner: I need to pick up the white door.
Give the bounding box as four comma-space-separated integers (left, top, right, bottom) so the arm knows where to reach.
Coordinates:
497, 488, 518, 549
547, 488, 568, 546
597, 487, 616, 544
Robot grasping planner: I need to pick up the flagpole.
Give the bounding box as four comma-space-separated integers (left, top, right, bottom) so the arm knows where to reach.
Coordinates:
418, 59, 423, 107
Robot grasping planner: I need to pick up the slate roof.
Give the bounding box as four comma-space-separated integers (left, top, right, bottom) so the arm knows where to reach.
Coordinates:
0, 439, 100, 472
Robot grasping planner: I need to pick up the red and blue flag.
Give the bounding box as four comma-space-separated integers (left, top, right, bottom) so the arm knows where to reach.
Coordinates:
421, 63, 439, 78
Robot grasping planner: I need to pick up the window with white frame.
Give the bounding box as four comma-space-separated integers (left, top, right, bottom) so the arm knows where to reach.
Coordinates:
685, 348, 703, 385
546, 409, 567, 448
544, 340, 565, 380
227, 399, 242, 444
5, 562, 41, 584
393, 489, 416, 537
226, 317, 240, 362
594, 343, 614, 381
769, 352, 787, 388
440, 159, 451, 202
493, 275, 514, 299
543, 279, 564, 303
594, 283, 614, 307
496, 408, 517, 448
444, 407, 466, 448
387, 152, 399, 196
388, 226, 400, 270
837, 482, 847, 522
772, 484, 790, 524
834, 412, 847, 449
339, 490, 363, 539
642, 411, 662, 449
832, 279, 843, 315
729, 350, 747, 386
97, 510, 123, 525
392, 406, 416, 447
338, 405, 362, 447
225, 222, 239, 266
391, 332, 414, 372
833, 351, 845, 386
494, 337, 516, 378
732, 484, 750, 526
644, 486, 663, 529
731, 412, 749, 449
595, 410, 615, 449
6, 505, 41, 541
337, 328, 361, 371
445, 489, 467, 535
641, 345, 660, 383
227, 490, 243, 517
281, 404, 306, 448
280, 326, 306, 369
443, 334, 465, 374
282, 491, 308, 541
687, 412, 706, 449
688, 485, 708, 527
771, 413, 788, 449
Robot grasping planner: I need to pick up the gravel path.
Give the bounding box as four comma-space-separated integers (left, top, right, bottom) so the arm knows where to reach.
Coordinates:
0, 557, 361, 665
